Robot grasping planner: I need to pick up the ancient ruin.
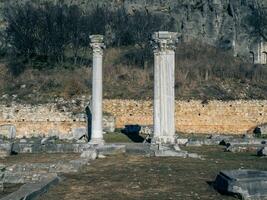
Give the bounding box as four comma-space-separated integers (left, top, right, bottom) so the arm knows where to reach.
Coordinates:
250, 40, 267, 64
89, 35, 105, 145
152, 31, 178, 145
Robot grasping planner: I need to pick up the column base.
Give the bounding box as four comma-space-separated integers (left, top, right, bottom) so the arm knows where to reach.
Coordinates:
89, 138, 105, 145
152, 136, 176, 145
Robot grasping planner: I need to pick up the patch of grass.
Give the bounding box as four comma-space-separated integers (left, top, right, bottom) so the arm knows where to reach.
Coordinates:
104, 132, 133, 143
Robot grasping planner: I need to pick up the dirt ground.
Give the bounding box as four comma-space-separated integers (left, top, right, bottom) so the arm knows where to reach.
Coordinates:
38, 146, 267, 200
0, 184, 22, 199
0, 153, 80, 166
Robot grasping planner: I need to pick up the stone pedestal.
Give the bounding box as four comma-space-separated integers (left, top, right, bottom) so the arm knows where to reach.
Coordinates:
151, 31, 178, 144
89, 35, 105, 145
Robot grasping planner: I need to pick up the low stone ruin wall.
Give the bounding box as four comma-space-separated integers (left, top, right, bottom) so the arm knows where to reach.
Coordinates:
0, 99, 266, 137
103, 100, 267, 135
0, 99, 115, 138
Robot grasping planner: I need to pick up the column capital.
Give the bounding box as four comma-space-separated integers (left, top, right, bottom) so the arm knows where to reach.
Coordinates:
152, 31, 178, 52
90, 35, 105, 55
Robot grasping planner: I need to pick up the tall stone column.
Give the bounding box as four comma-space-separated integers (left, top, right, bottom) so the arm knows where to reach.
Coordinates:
152, 31, 178, 144
89, 35, 105, 145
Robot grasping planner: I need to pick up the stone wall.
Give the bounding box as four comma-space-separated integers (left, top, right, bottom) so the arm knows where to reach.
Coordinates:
0, 101, 115, 138
103, 100, 267, 135
0, 100, 266, 137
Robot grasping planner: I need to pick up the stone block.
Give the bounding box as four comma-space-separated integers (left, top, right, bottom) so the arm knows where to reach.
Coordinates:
72, 127, 87, 140
176, 138, 189, 145
257, 147, 267, 156
214, 170, 267, 200
0, 143, 12, 158
0, 125, 16, 139
154, 149, 188, 158
103, 115, 116, 133
254, 124, 267, 136
96, 144, 126, 155
80, 149, 98, 160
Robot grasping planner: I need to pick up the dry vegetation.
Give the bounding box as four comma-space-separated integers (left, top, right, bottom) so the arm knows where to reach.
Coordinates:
0, 42, 266, 103
0, 1, 266, 103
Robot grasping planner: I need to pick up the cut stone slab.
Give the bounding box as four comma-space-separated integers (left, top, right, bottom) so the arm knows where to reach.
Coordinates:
154, 149, 188, 158
96, 144, 126, 155
1, 177, 59, 200
214, 170, 267, 200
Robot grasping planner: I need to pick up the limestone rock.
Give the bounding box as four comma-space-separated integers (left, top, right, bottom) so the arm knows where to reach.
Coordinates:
80, 149, 98, 160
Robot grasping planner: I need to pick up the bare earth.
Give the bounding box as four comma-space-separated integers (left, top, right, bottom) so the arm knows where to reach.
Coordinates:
38, 146, 267, 200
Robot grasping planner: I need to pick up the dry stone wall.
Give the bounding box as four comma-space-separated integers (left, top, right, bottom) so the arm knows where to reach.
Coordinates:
0, 99, 266, 137
103, 100, 267, 135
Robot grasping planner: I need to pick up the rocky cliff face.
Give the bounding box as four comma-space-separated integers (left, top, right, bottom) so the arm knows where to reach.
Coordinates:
121, 0, 265, 61
60, 0, 265, 61
1, 0, 266, 61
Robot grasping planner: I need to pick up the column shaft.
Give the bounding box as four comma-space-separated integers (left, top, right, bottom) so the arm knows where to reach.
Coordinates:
89, 35, 105, 145
152, 31, 177, 145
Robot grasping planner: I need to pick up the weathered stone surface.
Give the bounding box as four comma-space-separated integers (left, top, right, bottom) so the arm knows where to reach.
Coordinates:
257, 147, 267, 156
96, 144, 126, 155
125, 143, 152, 156
0, 143, 12, 158
0, 100, 266, 137
1, 177, 59, 200
154, 149, 188, 158
214, 170, 267, 200
140, 126, 153, 136
0, 125, 16, 139
80, 149, 98, 160
103, 115, 115, 133
176, 138, 189, 145
0, 165, 5, 192
72, 127, 87, 140
223, 138, 267, 147
152, 31, 177, 145
254, 124, 267, 136
226, 144, 267, 153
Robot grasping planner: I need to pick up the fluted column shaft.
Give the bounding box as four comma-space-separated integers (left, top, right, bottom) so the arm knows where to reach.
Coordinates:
152, 32, 178, 144
89, 35, 105, 145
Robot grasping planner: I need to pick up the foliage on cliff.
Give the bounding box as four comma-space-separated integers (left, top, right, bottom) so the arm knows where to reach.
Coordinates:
0, 0, 266, 102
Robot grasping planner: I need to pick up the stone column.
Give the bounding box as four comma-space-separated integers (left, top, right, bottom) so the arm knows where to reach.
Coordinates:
89, 35, 105, 145
152, 31, 178, 144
